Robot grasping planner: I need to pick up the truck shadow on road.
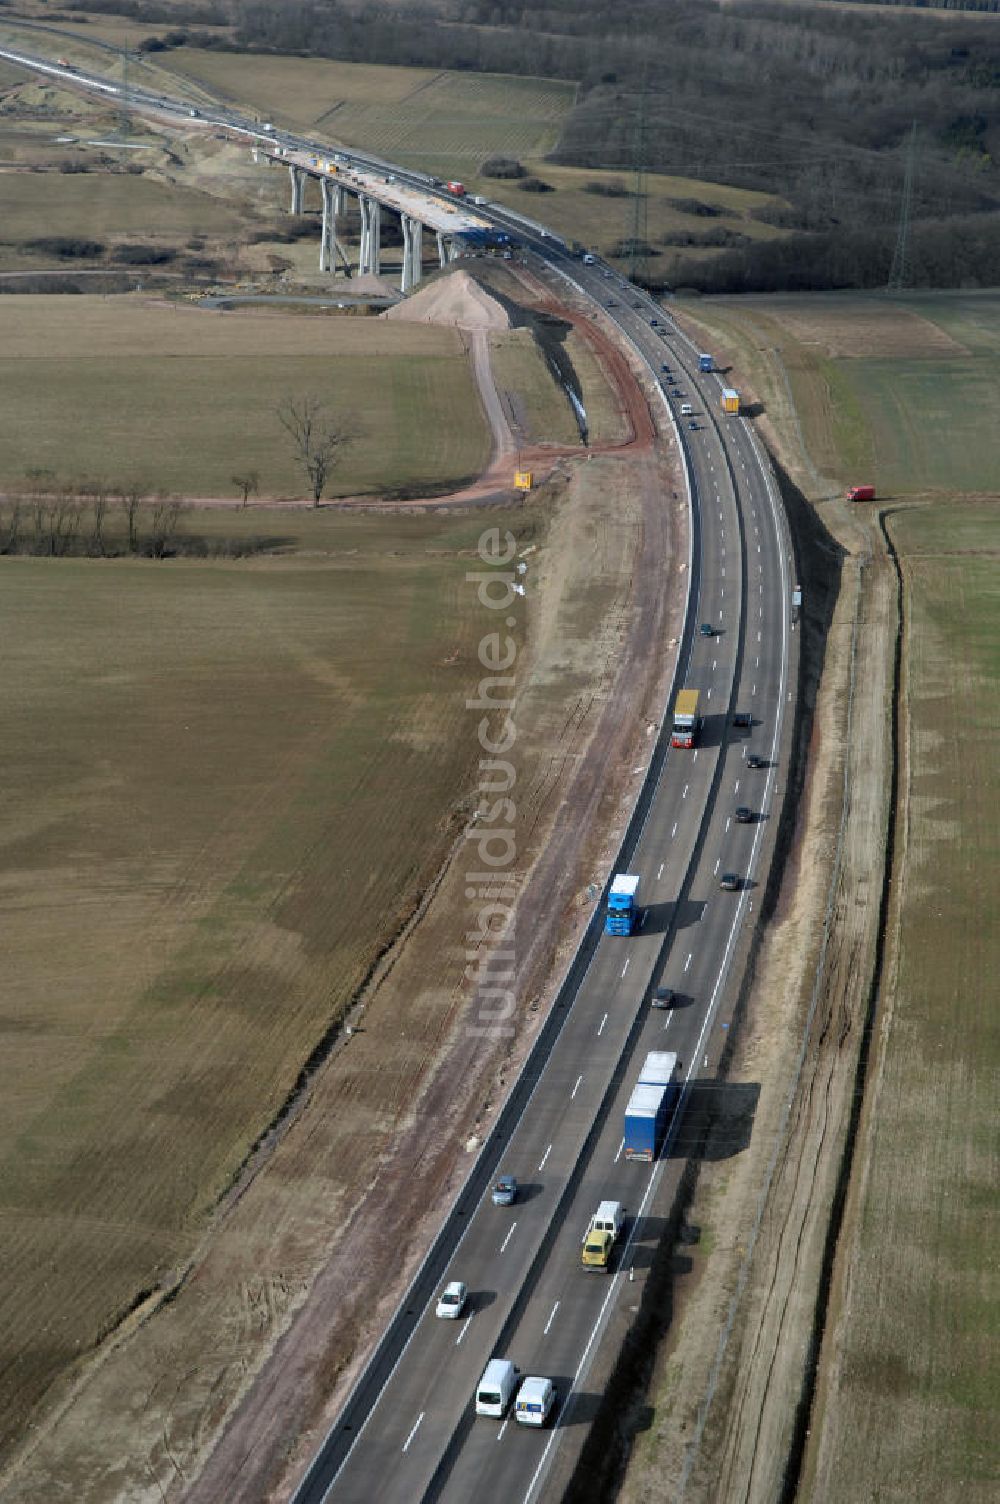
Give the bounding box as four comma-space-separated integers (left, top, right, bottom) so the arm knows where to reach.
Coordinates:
641, 897, 705, 936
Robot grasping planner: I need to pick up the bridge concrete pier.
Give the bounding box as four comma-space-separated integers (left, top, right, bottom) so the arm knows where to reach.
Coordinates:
436, 230, 448, 268
319, 176, 339, 273
401, 214, 423, 293
288, 164, 304, 215
358, 194, 381, 276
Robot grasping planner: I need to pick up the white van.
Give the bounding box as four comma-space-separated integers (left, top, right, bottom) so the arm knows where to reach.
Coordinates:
476, 1358, 518, 1417
680, 403, 693, 416
591, 1200, 624, 1237
515, 1375, 556, 1426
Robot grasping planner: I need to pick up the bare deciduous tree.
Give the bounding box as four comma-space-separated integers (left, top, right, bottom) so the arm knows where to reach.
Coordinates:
25, 468, 55, 551
148, 494, 186, 558
51, 485, 81, 556
117, 481, 147, 553
276, 395, 347, 508
0, 497, 24, 555
80, 480, 108, 556
231, 470, 260, 509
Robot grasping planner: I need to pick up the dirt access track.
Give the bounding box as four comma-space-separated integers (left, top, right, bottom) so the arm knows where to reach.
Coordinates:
1, 269, 684, 1503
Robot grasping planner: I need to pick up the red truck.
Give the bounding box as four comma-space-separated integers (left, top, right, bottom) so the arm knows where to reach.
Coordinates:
446, 180, 466, 197
847, 484, 875, 502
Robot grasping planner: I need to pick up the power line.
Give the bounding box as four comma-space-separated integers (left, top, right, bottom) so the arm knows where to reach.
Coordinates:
888, 122, 917, 291
629, 68, 649, 286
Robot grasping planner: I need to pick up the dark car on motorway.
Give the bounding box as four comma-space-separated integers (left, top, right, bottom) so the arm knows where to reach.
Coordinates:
733, 712, 753, 728
699, 622, 715, 637
491, 1174, 517, 1206
689, 420, 698, 430
719, 872, 741, 891
735, 806, 754, 824
746, 753, 766, 769
652, 986, 675, 1010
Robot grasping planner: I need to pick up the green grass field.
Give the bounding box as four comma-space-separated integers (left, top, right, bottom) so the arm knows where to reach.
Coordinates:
489, 329, 579, 446
0, 500, 538, 1462
163, 48, 575, 166
0, 296, 491, 498
0, 170, 246, 249
565, 329, 630, 445
803, 295, 1000, 494
835, 356, 1000, 493
813, 501, 1000, 1500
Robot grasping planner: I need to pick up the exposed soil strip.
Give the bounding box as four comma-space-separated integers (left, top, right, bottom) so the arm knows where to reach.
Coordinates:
779, 509, 904, 1501
678, 561, 865, 1498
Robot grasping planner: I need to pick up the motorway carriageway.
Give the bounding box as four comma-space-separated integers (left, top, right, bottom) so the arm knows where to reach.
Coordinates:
299, 281, 796, 1502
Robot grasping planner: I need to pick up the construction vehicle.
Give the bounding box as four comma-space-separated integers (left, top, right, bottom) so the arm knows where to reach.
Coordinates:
721, 388, 740, 414
671, 689, 701, 749
605, 874, 641, 936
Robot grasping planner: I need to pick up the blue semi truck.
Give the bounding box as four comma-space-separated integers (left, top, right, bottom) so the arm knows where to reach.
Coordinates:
605, 873, 641, 935
624, 1050, 679, 1161
698, 352, 714, 372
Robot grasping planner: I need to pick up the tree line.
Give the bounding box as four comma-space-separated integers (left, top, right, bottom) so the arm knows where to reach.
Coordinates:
0, 479, 188, 559
0, 481, 285, 559
663, 208, 1000, 294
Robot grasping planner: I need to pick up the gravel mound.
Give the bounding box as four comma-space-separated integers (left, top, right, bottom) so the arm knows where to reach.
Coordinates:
382, 268, 515, 330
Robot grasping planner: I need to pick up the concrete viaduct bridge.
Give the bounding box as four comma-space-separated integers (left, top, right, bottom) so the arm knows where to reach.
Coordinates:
257, 143, 500, 291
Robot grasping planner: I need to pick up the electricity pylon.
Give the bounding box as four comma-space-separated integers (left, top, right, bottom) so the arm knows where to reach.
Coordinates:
888, 122, 917, 292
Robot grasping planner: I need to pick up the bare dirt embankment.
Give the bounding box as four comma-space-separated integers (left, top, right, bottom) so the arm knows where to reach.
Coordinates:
611, 308, 899, 1504
0, 269, 683, 1504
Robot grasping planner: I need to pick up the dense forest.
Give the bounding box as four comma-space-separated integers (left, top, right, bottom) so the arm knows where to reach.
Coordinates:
63, 0, 1000, 289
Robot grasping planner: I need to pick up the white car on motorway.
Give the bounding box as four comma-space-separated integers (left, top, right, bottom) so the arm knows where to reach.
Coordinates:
435, 1280, 467, 1319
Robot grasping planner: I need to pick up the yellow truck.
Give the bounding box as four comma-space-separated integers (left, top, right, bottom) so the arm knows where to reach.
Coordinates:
671, 688, 701, 749
721, 388, 741, 415
581, 1200, 625, 1271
